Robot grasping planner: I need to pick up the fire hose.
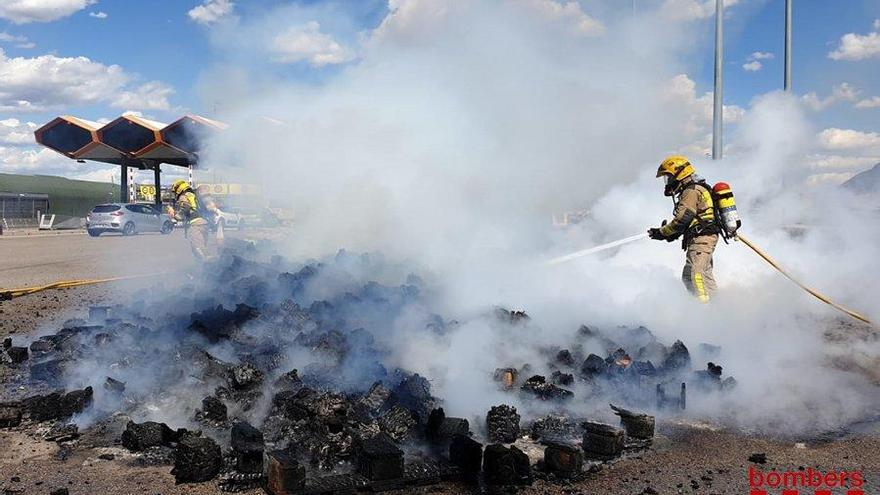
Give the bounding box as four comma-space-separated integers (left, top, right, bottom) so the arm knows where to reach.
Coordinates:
546, 231, 873, 326
733, 233, 872, 326
0, 273, 164, 301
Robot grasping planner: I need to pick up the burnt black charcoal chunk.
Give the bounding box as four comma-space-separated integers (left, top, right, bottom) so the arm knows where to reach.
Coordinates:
360, 381, 391, 411
275, 368, 302, 391
426, 407, 445, 442
357, 433, 404, 481
555, 349, 574, 367
2, 337, 10, 349
748, 453, 767, 464
551, 370, 574, 386
631, 361, 657, 376
29, 359, 68, 384
121, 421, 174, 451
172, 436, 222, 483
662, 340, 691, 372
486, 404, 520, 443
449, 434, 482, 478
544, 442, 583, 478
228, 363, 264, 390
390, 373, 435, 423
582, 422, 625, 459
44, 422, 79, 442
6, 346, 28, 364
636, 341, 669, 364
379, 405, 417, 442
231, 421, 264, 474
495, 307, 530, 323
22, 387, 93, 421
201, 396, 227, 422
188, 304, 257, 341
580, 354, 607, 377
521, 375, 574, 401
0, 402, 22, 428
610, 404, 655, 439
438, 418, 470, 439
29, 339, 55, 353
271, 390, 309, 421
104, 377, 125, 394
50, 489, 69, 495
530, 415, 582, 443
483, 444, 532, 486
231, 421, 264, 453
267, 450, 306, 493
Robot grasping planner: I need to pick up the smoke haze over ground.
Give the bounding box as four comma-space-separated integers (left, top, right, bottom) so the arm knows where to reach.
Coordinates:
62, 1, 880, 438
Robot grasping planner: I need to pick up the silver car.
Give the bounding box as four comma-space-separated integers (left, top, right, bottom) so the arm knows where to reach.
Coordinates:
87, 203, 174, 237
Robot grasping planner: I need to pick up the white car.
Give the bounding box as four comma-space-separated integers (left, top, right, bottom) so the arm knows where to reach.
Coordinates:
215, 209, 244, 230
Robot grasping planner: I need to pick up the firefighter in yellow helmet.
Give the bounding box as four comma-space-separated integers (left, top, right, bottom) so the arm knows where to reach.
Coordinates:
648, 156, 719, 303
169, 179, 217, 261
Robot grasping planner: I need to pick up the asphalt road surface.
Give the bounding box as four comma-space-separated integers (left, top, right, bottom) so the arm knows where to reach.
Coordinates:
0, 229, 199, 288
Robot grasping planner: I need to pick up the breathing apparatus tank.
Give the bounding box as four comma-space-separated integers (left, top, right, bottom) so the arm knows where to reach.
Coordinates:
712, 182, 741, 238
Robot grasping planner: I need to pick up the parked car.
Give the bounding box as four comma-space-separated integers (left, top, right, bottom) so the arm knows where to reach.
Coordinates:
223, 206, 281, 228
215, 209, 244, 230
86, 203, 174, 237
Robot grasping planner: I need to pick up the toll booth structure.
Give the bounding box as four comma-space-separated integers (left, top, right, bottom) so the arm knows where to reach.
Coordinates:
34, 114, 227, 206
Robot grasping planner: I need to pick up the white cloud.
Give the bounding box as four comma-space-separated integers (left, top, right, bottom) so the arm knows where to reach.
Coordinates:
0, 118, 37, 145
0, 0, 95, 24
828, 23, 880, 61
271, 21, 355, 67
89, 11, 107, 19
112, 81, 175, 111
188, 0, 234, 25
0, 49, 175, 112
663, 74, 745, 155
806, 172, 856, 186
855, 96, 880, 109
818, 128, 880, 152
742, 60, 762, 72
0, 31, 33, 48
800, 82, 860, 111
0, 32, 24, 42
807, 154, 879, 170
520, 0, 604, 37
659, 0, 740, 22
749, 51, 774, 60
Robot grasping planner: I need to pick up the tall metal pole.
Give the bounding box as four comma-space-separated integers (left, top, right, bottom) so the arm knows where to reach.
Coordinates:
784, 0, 792, 91
154, 164, 162, 206
120, 165, 128, 202
712, 0, 724, 160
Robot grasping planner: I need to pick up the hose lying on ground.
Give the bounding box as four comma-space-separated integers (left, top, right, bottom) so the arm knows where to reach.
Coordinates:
0, 273, 162, 301
735, 233, 873, 326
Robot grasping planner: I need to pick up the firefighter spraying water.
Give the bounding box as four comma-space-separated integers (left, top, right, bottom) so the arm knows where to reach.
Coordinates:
547, 155, 871, 326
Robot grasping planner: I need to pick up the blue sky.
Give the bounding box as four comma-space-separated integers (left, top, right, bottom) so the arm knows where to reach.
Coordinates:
0, 0, 878, 182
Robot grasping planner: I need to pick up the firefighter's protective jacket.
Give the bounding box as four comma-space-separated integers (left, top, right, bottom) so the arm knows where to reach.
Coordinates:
658, 177, 716, 243
173, 190, 208, 226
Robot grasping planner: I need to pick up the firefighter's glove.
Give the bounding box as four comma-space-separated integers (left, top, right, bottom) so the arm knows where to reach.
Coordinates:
648, 228, 666, 241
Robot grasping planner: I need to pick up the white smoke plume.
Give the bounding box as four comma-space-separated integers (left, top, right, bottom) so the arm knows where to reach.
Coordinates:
100, 0, 878, 435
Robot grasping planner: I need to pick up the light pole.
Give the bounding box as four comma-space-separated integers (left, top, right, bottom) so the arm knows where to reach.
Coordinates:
784, 0, 792, 91
712, 0, 724, 160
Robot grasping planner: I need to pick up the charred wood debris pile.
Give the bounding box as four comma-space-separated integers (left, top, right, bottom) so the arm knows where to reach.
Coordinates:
0, 245, 736, 494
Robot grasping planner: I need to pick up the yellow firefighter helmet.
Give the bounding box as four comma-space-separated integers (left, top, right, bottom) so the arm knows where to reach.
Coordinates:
171, 180, 190, 195
656, 155, 695, 181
